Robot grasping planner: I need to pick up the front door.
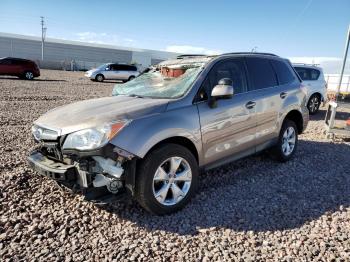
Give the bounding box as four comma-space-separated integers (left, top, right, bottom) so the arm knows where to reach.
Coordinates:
196, 58, 257, 167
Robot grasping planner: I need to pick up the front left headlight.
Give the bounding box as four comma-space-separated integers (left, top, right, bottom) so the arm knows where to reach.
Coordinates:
62, 120, 130, 151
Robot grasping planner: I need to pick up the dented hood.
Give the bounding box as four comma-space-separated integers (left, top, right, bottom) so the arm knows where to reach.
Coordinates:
35, 95, 169, 135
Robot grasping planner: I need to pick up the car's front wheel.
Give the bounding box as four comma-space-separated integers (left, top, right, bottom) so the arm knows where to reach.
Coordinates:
135, 144, 198, 215
95, 74, 104, 82
24, 71, 34, 80
271, 119, 298, 162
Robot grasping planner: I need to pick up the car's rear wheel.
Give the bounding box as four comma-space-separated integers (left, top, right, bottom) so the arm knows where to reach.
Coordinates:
24, 71, 34, 80
128, 75, 135, 82
307, 94, 321, 114
135, 144, 198, 215
95, 74, 104, 82
271, 120, 298, 162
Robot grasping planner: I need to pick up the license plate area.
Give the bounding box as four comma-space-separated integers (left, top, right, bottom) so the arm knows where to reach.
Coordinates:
28, 151, 76, 181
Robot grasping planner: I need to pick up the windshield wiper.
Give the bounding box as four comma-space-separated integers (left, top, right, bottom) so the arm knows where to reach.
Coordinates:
128, 94, 144, 98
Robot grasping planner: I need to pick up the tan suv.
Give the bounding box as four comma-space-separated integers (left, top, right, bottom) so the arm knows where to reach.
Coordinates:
29, 53, 309, 215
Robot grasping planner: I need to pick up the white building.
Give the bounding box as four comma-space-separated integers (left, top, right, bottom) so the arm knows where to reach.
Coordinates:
0, 32, 179, 70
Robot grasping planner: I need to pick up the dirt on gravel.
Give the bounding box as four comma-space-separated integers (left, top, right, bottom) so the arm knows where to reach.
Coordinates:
1, 70, 349, 261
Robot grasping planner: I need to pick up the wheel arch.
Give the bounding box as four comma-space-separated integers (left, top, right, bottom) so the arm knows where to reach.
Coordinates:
309, 92, 322, 101
95, 73, 105, 80
143, 136, 199, 164
283, 109, 304, 134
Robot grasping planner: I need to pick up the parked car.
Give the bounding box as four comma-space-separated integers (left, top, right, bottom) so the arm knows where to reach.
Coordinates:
293, 64, 327, 114
0, 57, 40, 80
28, 53, 309, 215
85, 63, 139, 82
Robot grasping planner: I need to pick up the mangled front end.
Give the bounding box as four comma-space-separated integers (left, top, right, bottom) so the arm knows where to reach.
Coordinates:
28, 122, 137, 202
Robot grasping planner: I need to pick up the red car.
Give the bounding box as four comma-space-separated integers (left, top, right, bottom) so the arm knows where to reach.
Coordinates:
0, 57, 40, 80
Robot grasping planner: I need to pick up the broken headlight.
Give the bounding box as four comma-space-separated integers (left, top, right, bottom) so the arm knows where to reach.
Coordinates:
62, 120, 130, 150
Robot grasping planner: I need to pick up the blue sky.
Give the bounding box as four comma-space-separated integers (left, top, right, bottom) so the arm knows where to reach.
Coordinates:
0, 0, 349, 61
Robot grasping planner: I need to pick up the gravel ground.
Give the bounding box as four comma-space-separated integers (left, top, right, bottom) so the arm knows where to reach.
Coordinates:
1, 70, 350, 261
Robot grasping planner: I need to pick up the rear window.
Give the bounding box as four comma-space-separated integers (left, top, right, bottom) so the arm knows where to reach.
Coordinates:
245, 57, 278, 90
271, 60, 295, 85
294, 67, 320, 81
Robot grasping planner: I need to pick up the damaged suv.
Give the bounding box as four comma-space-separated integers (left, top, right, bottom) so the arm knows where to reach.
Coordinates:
28, 53, 309, 215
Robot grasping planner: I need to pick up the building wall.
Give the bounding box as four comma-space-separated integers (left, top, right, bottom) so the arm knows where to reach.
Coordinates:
325, 74, 350, 93
0, 33, 178, 70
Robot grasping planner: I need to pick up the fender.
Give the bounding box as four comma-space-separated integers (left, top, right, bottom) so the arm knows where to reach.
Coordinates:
109, 104, 203, 164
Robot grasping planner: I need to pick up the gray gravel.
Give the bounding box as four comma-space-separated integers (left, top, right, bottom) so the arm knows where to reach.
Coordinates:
1, 70, 350, 261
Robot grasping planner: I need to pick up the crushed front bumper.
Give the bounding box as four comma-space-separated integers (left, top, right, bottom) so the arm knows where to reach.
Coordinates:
27, 151, 76, 181
27, 150, 137, 202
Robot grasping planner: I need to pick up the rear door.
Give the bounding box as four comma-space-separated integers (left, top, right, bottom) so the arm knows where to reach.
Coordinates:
0, 58, 15, 75
196, 58, 257, 166
245, 57, 293, 149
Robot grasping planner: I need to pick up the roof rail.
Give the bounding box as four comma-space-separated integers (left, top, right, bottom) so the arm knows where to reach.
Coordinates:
292, 63, 320, 66
221, 52, 279, 57
176, 54, 208, 59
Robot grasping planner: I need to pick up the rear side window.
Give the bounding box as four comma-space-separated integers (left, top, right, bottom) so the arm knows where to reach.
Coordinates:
294, 67, 320, 81
128, 65, 137, 71
245, 57, 278, 90
271, 60, 295, 85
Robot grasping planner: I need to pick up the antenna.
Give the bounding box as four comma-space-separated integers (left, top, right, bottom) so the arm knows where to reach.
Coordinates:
251, 46, 258, 53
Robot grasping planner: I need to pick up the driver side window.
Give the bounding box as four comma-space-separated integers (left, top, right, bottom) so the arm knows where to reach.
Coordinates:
196, 58, 248, 102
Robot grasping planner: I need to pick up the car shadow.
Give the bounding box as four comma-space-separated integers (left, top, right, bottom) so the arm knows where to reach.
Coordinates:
0, 77, 66, 82
98, 140, 350, 235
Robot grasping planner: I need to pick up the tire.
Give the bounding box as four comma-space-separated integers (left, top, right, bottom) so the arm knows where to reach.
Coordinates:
135, 143, 198, 215
128, 75, 135, 82
24, 71, 34, 80
95, 74, 104, 82
307, 94, 321, 115
271, 120, 298, 162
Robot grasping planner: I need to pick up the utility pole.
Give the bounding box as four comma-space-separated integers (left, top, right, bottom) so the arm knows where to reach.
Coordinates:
336, 25, 350, 97
41, 16, 47, 60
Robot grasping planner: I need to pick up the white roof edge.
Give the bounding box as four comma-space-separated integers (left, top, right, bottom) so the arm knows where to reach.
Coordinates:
0, 32, 180, 57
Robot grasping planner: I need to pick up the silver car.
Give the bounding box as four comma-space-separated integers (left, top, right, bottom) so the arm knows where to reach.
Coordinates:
28, 53, 309, 215
293, 64, 327, 114
85, 63, 140, 82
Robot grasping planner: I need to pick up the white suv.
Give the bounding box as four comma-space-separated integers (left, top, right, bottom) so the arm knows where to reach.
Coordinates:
85, 63, 140, 82
293, 64, 327, 114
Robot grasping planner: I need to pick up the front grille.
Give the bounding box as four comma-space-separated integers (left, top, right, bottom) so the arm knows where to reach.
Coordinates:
40, 141, 63, 162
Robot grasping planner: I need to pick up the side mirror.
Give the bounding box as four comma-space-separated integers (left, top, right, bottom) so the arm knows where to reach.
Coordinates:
211, 78, 234, 99
105, 67, 110, 71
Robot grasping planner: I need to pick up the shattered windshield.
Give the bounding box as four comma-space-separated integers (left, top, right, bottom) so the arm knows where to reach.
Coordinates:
112, 64, 203, 99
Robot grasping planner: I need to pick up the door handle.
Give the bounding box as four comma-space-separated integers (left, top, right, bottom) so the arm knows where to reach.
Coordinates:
245, 101, 256, 109
280, 92, 288, 99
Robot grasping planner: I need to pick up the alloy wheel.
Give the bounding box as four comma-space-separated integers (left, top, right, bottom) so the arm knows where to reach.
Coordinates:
25, 72, 34, 80
308, 96, 320, 113
282, 127, 296, 156
152, 156, 192, 206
